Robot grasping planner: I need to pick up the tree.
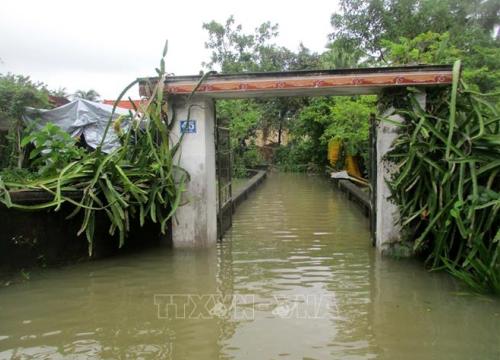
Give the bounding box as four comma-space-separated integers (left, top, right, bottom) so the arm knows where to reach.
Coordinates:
203, 15, 301, 73
217, 99, 263, 174
320, 37, 369, 69
0, 74, 49, 120
381, 32, 462, 65
287, 95, 376, 170
382, 30, 500, 91
0, 73, 50, 168
330, 0, 500, 61
203, 16, 320, 74
73, 89, 101, 102
203, 16, 320, 173
50, 87, 69, 98
329, 0, 500, 91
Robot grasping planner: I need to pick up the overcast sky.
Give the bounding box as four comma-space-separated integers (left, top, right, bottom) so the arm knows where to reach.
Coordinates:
0, 0, 338, 100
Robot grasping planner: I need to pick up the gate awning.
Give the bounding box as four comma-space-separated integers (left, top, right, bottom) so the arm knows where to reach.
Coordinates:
139, 65, 452, 99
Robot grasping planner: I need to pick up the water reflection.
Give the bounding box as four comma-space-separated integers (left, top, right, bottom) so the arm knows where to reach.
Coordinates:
0, 173, 499, 359
216, 173, 377, 359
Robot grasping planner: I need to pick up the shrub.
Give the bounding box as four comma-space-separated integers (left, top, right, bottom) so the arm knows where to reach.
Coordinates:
21, 123, 85, 177
385, 61, 500, 293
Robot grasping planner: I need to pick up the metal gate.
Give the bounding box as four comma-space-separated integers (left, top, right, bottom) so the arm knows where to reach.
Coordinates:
216, 126, 233, 240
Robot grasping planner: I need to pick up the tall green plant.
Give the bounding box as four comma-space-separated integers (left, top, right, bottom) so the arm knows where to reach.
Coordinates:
385, 61, 500, 293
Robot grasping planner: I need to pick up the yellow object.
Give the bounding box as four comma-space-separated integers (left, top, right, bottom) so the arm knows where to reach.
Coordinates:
327, 139, 341, 167
345, 155, 362, 178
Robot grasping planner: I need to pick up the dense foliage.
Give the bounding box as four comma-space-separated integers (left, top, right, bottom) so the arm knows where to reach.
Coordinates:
216, 99, 263, 177
0, 74, 49, 120
202, 16, 376, 174
331, 0, 500, 90
385, 62, 500, 293
204, 0, 500, 176
287, 96, 376, 173
0, 44, 195, 254
21, 123, 86, 177
203, 17, 319, 176
273, 95, 376, 173
0, 74, 50, 168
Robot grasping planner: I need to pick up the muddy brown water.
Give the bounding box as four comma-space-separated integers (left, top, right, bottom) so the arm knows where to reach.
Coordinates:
1, 173, 499, 359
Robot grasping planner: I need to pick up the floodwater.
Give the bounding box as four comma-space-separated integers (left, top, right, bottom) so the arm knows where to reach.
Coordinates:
1, 173, 499, 359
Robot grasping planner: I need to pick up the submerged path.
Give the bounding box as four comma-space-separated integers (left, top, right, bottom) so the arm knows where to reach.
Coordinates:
0, 173, 499, 359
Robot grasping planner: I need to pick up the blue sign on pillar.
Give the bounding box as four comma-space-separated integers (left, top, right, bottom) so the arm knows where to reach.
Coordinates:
180, 120, 197, 134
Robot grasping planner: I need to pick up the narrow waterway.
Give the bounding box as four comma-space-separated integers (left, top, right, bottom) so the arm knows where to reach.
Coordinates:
1, 173, 499, 359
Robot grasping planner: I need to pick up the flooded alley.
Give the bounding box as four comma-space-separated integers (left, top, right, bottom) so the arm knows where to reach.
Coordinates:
1, 173, 499, 359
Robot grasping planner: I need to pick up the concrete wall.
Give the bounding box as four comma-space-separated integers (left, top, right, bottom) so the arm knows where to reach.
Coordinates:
0, 201, 169, 272
169, 96, 217, 247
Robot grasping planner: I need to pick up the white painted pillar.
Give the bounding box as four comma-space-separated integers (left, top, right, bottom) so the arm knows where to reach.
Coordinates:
376, 92, 425, 254
169, 96, 217, 247
375, 109, 403, 253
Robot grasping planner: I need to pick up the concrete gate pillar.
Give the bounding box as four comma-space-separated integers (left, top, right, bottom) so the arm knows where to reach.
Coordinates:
169, 96, 217, 247
375, 91, 426, 255
375, 108, 403, 253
